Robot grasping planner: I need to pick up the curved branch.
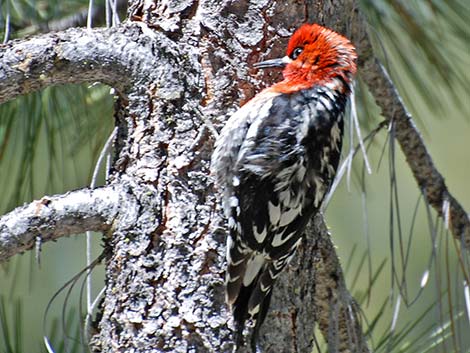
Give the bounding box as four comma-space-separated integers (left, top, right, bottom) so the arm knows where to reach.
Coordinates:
0, 24, 162, 104
0, 185, 121, 262
351, 8, 470, 249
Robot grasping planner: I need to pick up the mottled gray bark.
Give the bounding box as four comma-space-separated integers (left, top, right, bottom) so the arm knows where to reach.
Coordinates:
0, 186, 120, 262
0, 0, 467, 352
0, 26, 137, 103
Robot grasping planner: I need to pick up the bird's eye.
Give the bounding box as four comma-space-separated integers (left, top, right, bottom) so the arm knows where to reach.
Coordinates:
291, 47, 303, 59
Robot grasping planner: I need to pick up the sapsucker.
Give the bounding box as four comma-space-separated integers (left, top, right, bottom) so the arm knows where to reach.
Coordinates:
211, 23, 357, 349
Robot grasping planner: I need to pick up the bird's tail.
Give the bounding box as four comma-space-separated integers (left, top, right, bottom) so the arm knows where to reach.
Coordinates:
226, 238, 284, 349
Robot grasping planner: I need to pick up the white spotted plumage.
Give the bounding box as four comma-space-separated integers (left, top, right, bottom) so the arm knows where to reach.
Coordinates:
211, 85, 348, 333
211, 23, 357, 350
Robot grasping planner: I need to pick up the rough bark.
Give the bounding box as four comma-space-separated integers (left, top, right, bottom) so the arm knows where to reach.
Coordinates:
0, 0, 468, 352
0, 26, 153, 103
0, 186, 120, 262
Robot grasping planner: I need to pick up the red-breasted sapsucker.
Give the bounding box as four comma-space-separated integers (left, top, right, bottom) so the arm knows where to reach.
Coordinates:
211, 23, 357, 349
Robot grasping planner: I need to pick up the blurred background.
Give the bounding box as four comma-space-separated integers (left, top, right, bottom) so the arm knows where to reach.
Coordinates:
0, 0, 469, 352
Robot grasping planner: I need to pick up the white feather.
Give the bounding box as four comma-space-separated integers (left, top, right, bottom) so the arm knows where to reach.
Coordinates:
279, 205, 301, 227
243, 253, 265, 286
272, 230, 295, 248
253, 225, 267, 243
268, 201, 281, 226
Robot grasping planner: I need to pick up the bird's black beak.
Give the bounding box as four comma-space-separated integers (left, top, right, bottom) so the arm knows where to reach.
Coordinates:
253, 56, 292, 69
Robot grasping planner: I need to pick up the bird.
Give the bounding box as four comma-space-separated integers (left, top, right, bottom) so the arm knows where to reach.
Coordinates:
211, 23, 357, 350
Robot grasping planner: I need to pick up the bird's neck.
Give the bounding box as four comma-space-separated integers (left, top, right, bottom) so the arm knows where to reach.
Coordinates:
271, 73, 352, 95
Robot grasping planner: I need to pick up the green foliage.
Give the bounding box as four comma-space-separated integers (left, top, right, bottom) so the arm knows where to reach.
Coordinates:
0, 84, 114, 213
0, 0, 106, 38
1, 294, 85, 353
0, 296, 22, 353
360, 0, 470, 120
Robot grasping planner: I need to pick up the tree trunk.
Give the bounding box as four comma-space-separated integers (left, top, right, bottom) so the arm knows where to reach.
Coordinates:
73, 1, 363, 351
1, 0, 468, 352
88, 1, 368, 351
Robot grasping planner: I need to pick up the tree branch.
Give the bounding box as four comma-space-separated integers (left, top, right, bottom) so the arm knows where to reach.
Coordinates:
0, 24, 161, 104
0, 185, 121, 262
351, 8, 470, 249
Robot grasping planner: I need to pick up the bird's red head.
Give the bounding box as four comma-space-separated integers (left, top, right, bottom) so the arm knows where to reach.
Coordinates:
255, 24, 357, 94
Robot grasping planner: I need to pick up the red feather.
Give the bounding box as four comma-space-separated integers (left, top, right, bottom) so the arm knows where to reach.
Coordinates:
272, 24, 357, 94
